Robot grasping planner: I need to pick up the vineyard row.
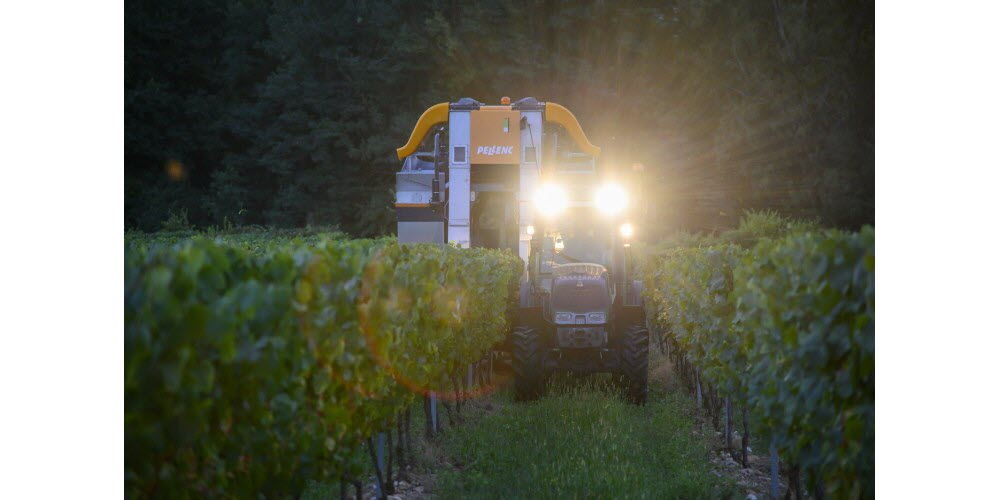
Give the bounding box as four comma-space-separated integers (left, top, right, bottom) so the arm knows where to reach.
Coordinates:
125, 237, 520, 497
642, 227, 875, 498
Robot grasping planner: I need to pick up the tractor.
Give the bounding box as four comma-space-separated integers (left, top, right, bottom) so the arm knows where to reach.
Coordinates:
394, 97, 649, 404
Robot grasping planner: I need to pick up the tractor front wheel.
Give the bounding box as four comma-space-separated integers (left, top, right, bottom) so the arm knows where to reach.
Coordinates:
620, 324, 649, 405
512, 326, 544, 402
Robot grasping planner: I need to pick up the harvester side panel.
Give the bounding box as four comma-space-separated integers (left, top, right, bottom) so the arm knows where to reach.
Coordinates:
448, 109, 471, 248
518, 109, 543, 266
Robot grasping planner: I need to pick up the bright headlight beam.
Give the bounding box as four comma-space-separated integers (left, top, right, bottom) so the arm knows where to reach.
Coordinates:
595, 184, 627, 215
533, 184, 568, 217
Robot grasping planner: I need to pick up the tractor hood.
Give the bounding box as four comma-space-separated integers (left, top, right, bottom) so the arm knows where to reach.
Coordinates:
550, 264, 611, 314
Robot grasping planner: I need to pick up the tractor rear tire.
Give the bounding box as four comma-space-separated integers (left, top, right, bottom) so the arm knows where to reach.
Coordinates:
620, 324, 649, 405
512, 326, 544, 402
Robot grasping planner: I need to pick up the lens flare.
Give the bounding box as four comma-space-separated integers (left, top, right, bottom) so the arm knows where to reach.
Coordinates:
595, 184, 627, 215
533, 184, 568, 217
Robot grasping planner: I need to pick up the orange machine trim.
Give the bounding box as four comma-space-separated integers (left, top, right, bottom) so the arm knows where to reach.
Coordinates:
544, 102, 601, 158
470, 108, 521, 164
396, 102, 449, 160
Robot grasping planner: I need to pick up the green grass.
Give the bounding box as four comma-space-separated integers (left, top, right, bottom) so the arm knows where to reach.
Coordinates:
302, 350, 737, 499
435, 372, 737, 499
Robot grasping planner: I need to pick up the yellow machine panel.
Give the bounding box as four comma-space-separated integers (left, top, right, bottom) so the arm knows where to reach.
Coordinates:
544, 102, 600, 158
395, 102, 448, 160
470, 108, 521, 164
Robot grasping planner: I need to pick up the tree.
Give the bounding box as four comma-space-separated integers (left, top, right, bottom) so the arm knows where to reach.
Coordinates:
125, 0, 874, 234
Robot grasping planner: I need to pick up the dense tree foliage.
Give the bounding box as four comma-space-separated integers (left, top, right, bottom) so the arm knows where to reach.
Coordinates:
126, 0, 873, 235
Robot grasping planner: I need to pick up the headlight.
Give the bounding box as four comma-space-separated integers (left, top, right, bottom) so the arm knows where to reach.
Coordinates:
586, 312, 606, 323
533, 184, 568, 217
595, 184, 627, 215
554, 312, 574, 324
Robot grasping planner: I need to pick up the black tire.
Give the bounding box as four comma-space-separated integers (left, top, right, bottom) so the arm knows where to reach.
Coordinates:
512, 326, 544, 402
620, 324, 649, 405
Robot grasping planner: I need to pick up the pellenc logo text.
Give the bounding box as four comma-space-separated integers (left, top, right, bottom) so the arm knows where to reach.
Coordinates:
476, 145, 514, 156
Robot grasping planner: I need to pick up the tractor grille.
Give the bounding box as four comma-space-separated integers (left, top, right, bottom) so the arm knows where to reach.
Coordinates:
557, 326, 608, 349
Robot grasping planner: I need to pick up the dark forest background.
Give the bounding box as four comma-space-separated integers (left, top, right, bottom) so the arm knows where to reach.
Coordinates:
126, 0, 874, 237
